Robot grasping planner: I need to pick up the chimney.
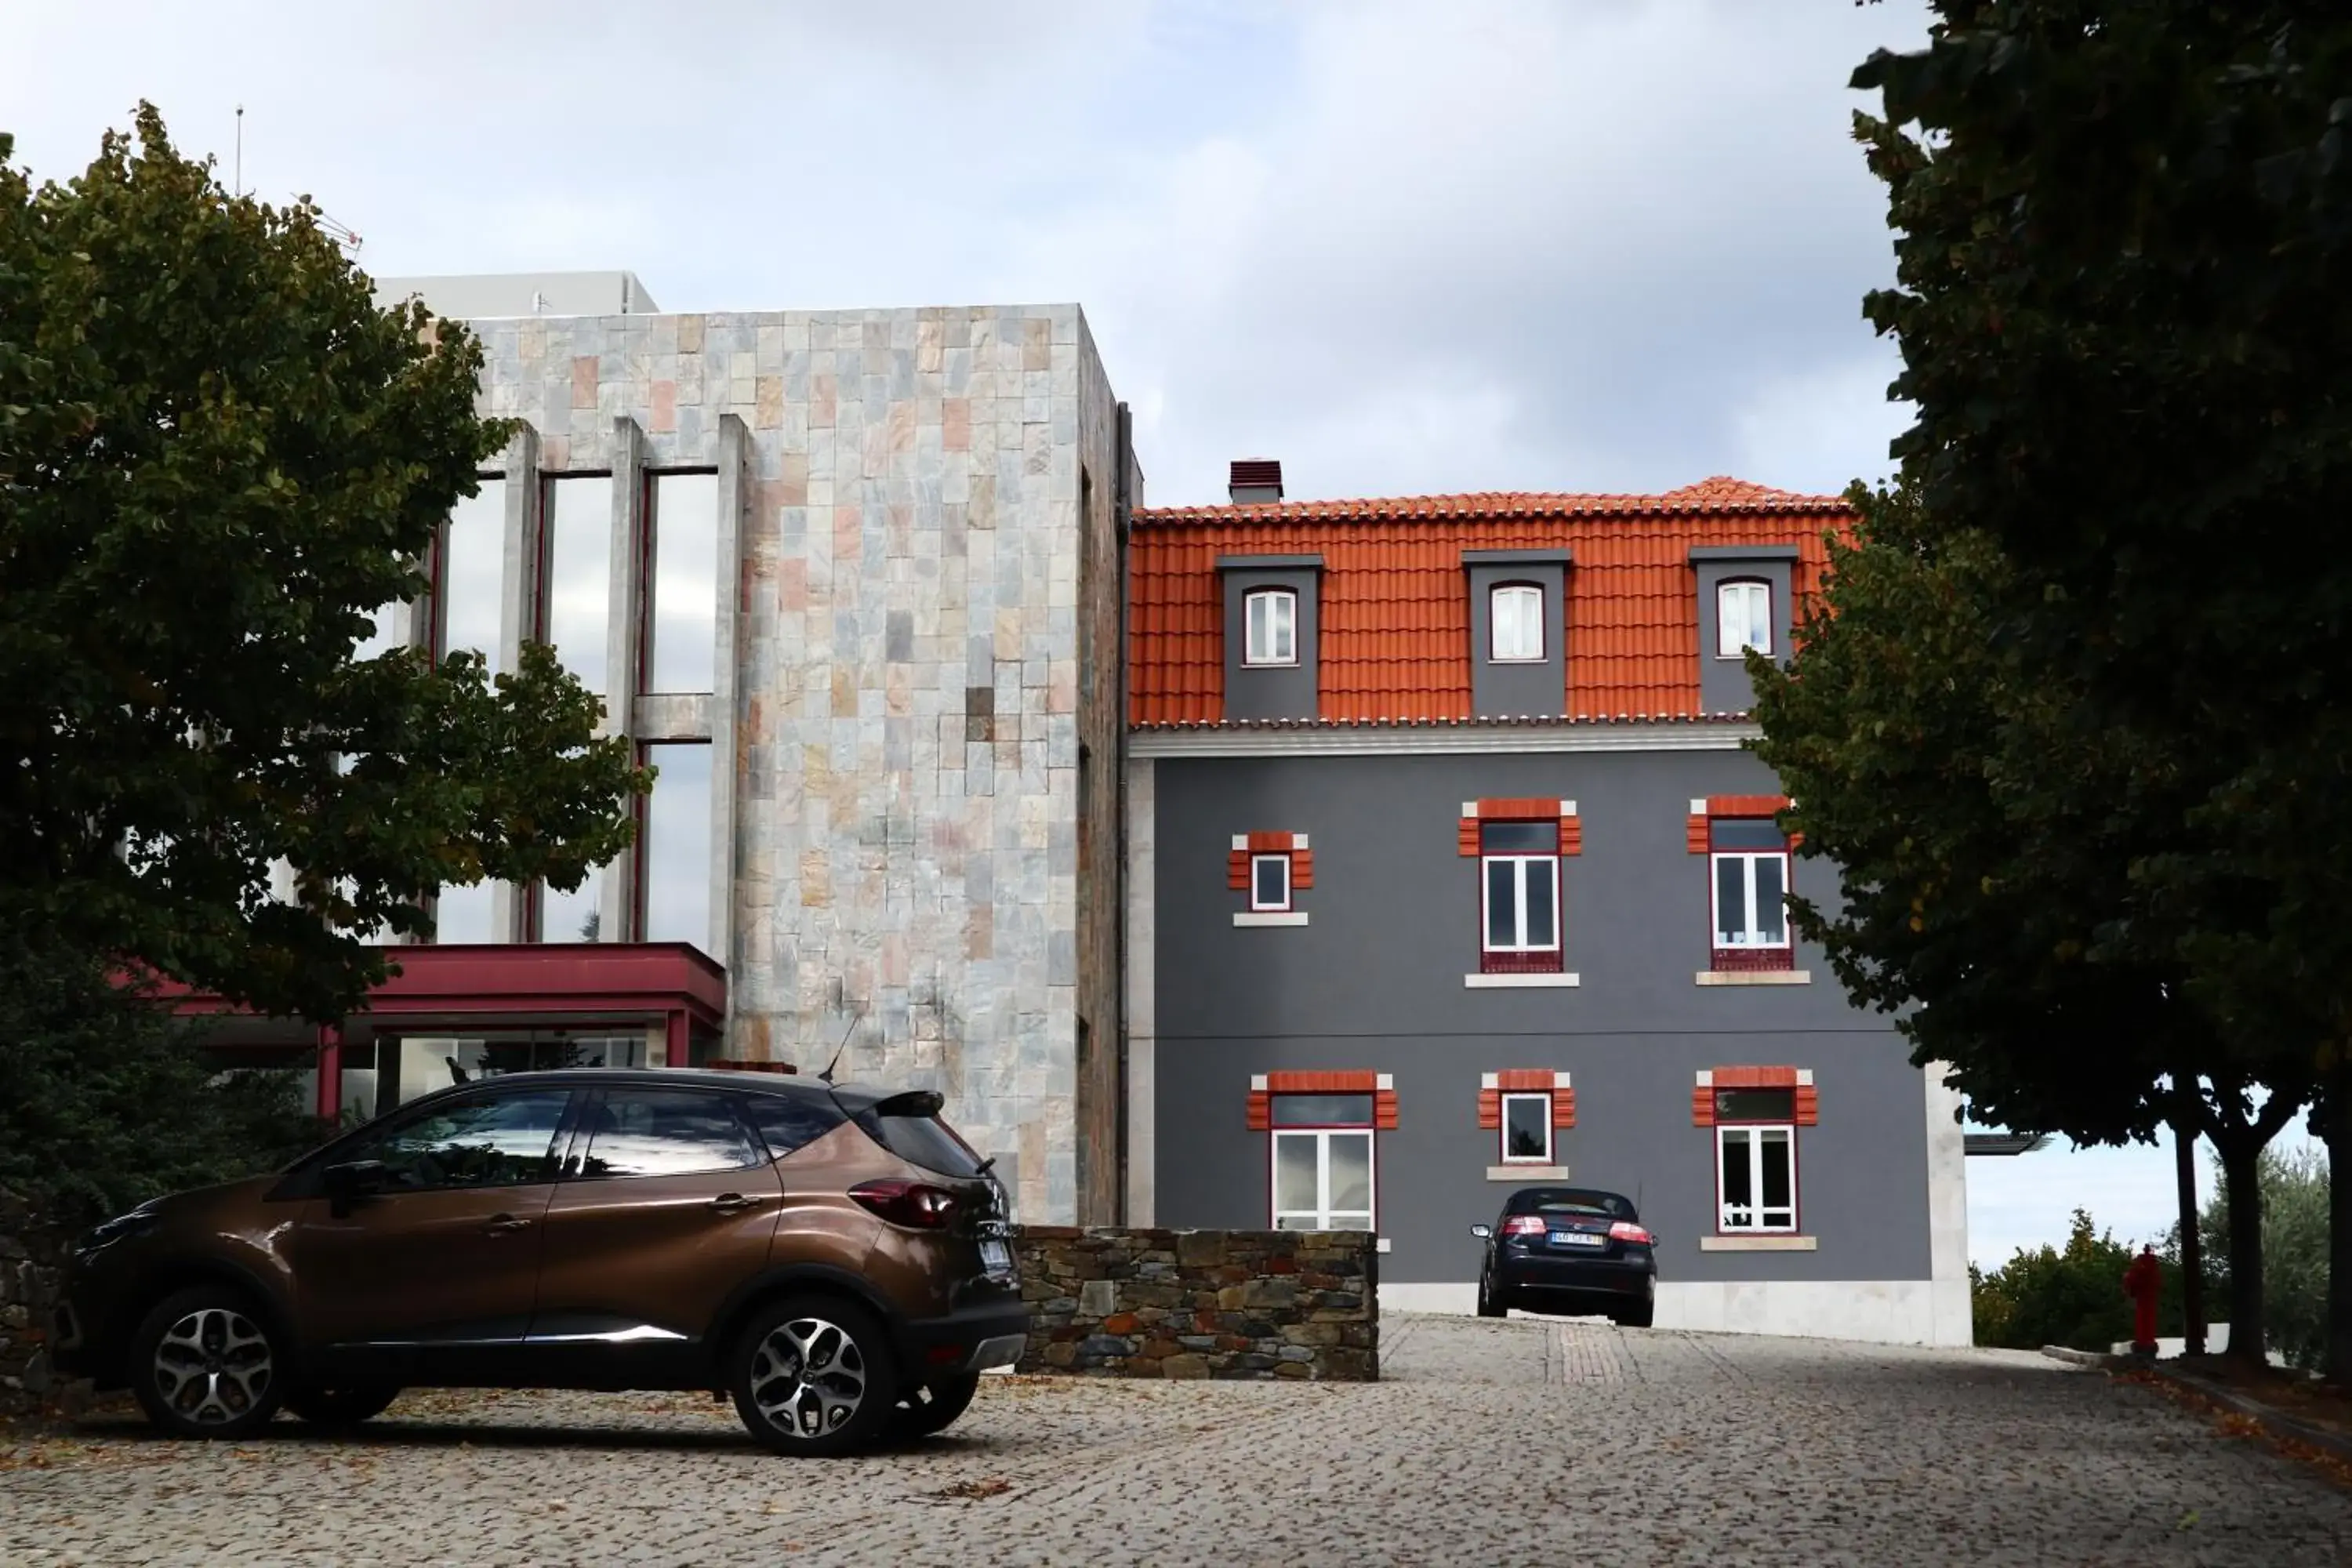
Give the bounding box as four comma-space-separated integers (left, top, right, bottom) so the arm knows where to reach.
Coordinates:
1229, 459, 1283, 505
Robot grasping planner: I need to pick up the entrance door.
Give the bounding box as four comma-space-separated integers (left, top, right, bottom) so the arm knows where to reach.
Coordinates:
528, 1086, 784, 1368
286, 1083, 576, 1365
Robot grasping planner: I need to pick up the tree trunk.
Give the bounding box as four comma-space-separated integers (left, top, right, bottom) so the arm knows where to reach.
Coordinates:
2213, 1130, 2267, 1370
2323, 1066, 2352, 1385
2176, 1113, 2205, 1356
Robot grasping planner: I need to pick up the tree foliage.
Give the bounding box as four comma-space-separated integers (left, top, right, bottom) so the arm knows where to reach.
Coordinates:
1971, 1209, 2188, 1353
0, 927, 323, 1229
1767, 0, 2352, 1365
2203, 1145, 2332, 1373
0, 107, 651, 1023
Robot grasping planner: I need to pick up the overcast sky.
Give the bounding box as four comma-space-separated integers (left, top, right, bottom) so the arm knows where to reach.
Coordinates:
8, 0, 2267, 1276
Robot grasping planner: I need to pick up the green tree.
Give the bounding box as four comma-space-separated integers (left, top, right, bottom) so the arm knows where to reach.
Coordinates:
0, 107, 651, 1024
1751, 485, 2301, 1363
1800, 0, 2352, 1363
2201, 1145, 2331, 1372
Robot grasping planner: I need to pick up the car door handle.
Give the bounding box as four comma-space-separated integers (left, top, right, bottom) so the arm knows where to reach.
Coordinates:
485, 1214, 533, 1233
708, 1193, 761, 1214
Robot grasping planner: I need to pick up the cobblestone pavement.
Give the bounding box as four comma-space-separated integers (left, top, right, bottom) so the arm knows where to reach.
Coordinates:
5, 1312, 2350, 1566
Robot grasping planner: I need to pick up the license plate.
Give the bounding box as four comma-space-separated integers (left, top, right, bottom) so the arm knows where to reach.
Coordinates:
980, 1240, 1014, 1275
1551, 1231, 1606, 1248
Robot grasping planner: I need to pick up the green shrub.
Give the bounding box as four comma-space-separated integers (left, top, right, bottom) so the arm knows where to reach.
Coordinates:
0, 927, 324, 1229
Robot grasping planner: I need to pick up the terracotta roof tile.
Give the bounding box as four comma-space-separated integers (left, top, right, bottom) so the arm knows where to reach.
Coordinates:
1129, 480, 1853, 725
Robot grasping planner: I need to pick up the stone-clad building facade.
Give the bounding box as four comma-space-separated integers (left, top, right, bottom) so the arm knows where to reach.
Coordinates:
397, 292, 1138, 1225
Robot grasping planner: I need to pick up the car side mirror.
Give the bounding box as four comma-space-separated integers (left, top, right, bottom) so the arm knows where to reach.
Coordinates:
1469, 1223, 1493, 1240
322, 1160, 390, 1208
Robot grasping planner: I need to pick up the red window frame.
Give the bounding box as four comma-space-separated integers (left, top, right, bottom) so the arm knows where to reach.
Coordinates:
1478, 820, 1563, 975
1711, 1091, 1800, 1236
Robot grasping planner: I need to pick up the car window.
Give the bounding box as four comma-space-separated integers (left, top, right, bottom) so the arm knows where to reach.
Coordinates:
1508, 1189, 1635, 1220
347, 1088, 572, 1192
743, 1094, 847, 1161
571, 1090, 764, 1180
866, 1107, 986, 1178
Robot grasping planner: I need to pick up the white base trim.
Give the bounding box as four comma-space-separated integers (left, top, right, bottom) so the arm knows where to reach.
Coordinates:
1378, 1279, 1969, 1348
1233, 910, 1309, 927
1694, 969, 1810, 985
1376, 1238, 1392, 1254
1489, 1164, 1570, 1181
1464, 971, 1581, 989
1699, 1234, 1817, 1252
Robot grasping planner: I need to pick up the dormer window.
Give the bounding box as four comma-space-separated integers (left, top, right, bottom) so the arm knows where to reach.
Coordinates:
1488, 584, 1544, 662
1244, 588, 1298, 666
1716, 579, 1773, 659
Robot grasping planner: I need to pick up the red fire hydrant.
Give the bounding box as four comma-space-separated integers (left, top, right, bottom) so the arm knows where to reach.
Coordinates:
2123, 1245, 2163, 1357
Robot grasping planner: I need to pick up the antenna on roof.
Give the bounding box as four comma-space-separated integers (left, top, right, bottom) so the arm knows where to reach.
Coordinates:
816, 1002, 866, 1086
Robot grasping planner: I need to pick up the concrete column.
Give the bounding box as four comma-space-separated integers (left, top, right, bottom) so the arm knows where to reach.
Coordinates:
1123, 757, 1156, 1225
707, 416, 749, 987
492, 426, 543, 945
601, 416, 648, 943
1922, 1060, 1972, 1345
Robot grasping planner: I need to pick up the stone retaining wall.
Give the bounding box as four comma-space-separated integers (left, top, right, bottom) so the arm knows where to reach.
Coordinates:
1012, 1226, 1377, 1381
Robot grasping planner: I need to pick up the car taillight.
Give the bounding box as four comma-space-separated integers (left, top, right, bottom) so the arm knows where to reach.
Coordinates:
1502, 1215, 1548, 1238
849, 1178, 960, 1230
1609, 1221, 1654, 1247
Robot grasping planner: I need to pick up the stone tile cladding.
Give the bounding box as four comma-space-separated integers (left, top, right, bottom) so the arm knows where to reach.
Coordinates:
1011, 1226, 1379, 1381
470, 306, 1118, 1223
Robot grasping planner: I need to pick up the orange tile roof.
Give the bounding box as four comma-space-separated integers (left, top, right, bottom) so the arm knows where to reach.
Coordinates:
1128, 477, 1853, 725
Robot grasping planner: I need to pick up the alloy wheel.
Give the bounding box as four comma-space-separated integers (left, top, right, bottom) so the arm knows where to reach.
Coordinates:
151, 1305, 274, 1427
748, 1316, 870, 1441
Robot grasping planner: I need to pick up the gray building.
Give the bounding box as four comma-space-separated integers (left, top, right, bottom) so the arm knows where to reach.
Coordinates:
1120, 468, 1971, 1346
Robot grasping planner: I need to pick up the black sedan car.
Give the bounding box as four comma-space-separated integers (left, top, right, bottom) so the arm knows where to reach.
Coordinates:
1471, 1186, 1657, 1327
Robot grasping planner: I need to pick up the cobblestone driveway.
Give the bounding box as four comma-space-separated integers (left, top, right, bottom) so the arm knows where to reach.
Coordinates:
5, 1312, 2348, 1566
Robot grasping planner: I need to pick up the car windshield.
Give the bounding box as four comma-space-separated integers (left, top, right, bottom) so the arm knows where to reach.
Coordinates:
847, 1091, 989, 1180
1508, 1189, 1635, 1221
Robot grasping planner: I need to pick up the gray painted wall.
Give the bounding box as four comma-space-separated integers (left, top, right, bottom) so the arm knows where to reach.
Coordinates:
1690, 546, 1797, 714
1149, 748, 1929, 1286
1465, 550, 1570, 718
1218, 559, 1322, 720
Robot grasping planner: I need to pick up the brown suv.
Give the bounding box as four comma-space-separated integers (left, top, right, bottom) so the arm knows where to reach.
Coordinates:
50, 1069, 1027, 1454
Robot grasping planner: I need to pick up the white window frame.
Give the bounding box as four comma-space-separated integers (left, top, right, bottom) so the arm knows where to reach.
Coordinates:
1480, 854, 1561, 956
1269, 1127, 1376, 1232
1250, 852, 1293, 912
1715, 1123, 1798, 1233
1499, 1092, 1553, 1164
1710, 850, 1792, 949
1243, 588, 1298, 667
1716, 579, 1773, 659
1488, 583, 1545, 663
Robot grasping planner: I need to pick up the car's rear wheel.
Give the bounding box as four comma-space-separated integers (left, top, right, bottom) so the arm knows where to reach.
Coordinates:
128, 1286, 287, 1440
729, 1295, 896, 1456
284, 1381, 403, 1428
1613, 1301, 1654, 1330
889, 1372, 980, 1440
1475, 1270, 1507, 1319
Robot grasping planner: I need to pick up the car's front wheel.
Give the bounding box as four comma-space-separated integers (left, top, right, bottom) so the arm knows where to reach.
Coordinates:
284, 1381, 403, 1428
1475, 1269, 1507, 1319
128, 1286, 288, 1440
889, 1372, 980, 1440
729, 1296, 896, 1456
